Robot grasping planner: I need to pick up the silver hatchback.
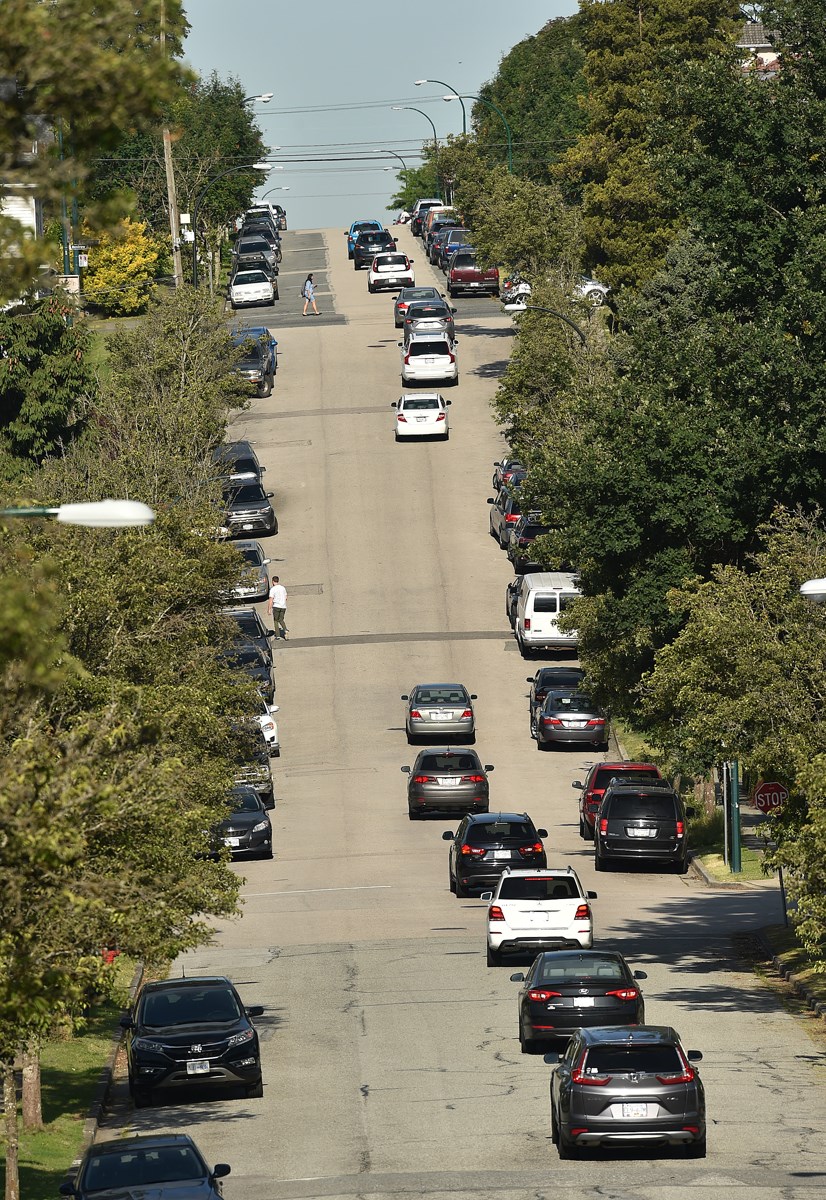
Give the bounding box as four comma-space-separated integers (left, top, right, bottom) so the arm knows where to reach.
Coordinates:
402, 684, 477, 743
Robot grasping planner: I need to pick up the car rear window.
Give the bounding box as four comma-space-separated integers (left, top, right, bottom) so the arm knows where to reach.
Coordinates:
522, 524, 550, 538
419, 753, 480, 771
414, 687, 468, 704
407, 305, 450, 320
408, 341, 451, 357
452, 252, 475, 267
403, 397, 440, 410
533, 595, 559, 614
499, 877, 580, 900
606, 793, 678, 819
539, 956, 624, 982
467, 820, 534, 844
583, 1044, 682, 1075
545, 694, 597, 713
538, 669, 584, 688
378, 255, 408, 267
593, 768, 660, 790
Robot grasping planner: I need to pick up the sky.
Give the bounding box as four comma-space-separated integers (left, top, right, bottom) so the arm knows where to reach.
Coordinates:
183, 0, 577, 230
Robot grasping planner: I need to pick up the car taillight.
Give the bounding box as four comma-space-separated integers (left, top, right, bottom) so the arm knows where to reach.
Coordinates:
447, 351, 455, 363
519, 842, 544, 857
460, 709, 472, 719
574, 904, 591, 921
587, 718, 605, 726
676, 820, 685, 837
505, 514, 520, 522
436, 413, 446, 422
657, 1051, 695, 1084
524, 618, 531, 630
518, 537, 529, 546
412, 775, 435, 784
404, 353, 411, 364
410, 709, 422, 719
571, 1051, 611, 1086
462, 774, 486, 783
542, 716, 562, 726
599, 818, 608, 834
460, 844, 487, 857
397, 414, 407, 422
527, 989, 561, 1002
488, 906, 505, 922
605, 988, 638, 1001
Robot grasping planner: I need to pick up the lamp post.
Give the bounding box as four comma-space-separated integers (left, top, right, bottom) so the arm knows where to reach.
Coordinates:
262, 187, 290, 198
415, 79, 466, 135
373, 148, 409, 172
800, 578, 826, 601
0, 500, 155, 527
503, 303, 587, 347
391, 106, 439, 159
444, 94, 513, 173
243, 92, 274, 104
192, 161, 271, 287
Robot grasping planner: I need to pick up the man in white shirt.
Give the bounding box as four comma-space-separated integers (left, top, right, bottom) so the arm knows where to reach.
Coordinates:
267, 576, 288, 638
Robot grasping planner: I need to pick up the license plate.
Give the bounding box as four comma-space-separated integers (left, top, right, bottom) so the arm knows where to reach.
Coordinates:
224, 837, 240, 848
622, 1102, 648, 1119
627, 827, 657, 838
470, 282, 481, 287
575, 996, 595, 1007
494, 851, 511, 861
440, 777, 461, 787
563, 721, 588, 729
416, 417, 427, 423
243, 523, 254, 530
431, 711, 452, 720
386, 278, 399, 284
186, 1060, 210, 1076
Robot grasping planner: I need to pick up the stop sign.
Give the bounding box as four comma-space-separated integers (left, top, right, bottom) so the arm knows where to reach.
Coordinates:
752, 781, 788, 812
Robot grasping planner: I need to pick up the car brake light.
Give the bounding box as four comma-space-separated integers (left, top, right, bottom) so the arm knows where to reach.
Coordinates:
460, 844, 486, 857
410, 709, 422, 719
542, 716, 562, 726
412, 775, 436, 784
574, 904, 591, 921
599, 818, 608, 834
587, 718, 605, 726
571, 1050, 611, 1086
460, 709, 472, 719
519, 842, 543, 857
676, 820, 685, 837
505, 514, 520, 522
397, 414, 407, 422
488, 905, 505, 922
447, 351, 455, 363
404, 353, 411, 364
524, 618, 531, 630
657, 1050, 695, 1084
436, 413, 446, 422
462, 774, 486, 783
605, 988, 638, 1001
527, 988, 561, 1002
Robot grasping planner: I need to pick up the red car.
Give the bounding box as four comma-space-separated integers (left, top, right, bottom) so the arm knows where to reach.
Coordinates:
573, 762, 663, 840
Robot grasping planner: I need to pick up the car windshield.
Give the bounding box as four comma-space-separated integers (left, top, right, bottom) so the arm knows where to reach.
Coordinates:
403, 397, 440, 411
538, 955, 625, 983
225, 484, 265, 504
414, 687, 468, 704
238, 240, 270, 252
235, 351, 262, 369
378, 255, 408, 267
408, 341, 450, 357
230, 791, 262, 813
584, 1044, 682, 1075
140, 985, 242, 1028
418, 753, 480, 772
240, 546, 263, 565
225, 644, 264, 668
499, 877, 580, 900
83, 1146, 205, 1191
467, 820, 534, 844
594, 768, 659, 789
607, 793, 677, 819
234, 272, 268, 285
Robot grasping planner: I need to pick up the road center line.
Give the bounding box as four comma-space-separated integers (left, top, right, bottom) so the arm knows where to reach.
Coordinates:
243, 884, 393, 897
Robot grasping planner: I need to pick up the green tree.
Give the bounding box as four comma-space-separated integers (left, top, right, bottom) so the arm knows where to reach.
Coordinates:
82, 218, 162, 316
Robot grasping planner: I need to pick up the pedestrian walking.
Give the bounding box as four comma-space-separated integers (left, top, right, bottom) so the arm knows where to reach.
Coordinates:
302, 273, 319, 316
268, 575, 288, 638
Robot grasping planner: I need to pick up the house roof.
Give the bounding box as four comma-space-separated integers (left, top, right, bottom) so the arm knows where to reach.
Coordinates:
736, 22, 778, 49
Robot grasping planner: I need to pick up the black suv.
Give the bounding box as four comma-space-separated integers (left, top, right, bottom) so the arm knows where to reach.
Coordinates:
594, 783, 694, 873
212, 440, 265, 484
223, 607, 276, 664
547, 1025, 705, 1158
353, 229, 397, 269
220, 638, 274, 703
442, 811, 548, 896
221, 480, 277, 538
122, 976, 264, 1106
230, 332, 275, 398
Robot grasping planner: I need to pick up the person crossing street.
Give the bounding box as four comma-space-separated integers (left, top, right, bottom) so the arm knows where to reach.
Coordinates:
268, 576, 288, 638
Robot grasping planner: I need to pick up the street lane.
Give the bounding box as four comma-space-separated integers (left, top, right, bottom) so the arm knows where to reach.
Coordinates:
104, 224, 826, 1200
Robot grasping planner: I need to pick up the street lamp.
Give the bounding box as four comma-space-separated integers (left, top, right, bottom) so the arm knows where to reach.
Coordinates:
262, 187, 290, 197
444, 94, 513, 173
800, 578, 826, 601
192, 161, 271, 287
391, 106, 439, 159
502, 303, 587, 347
243, 93, 274, 104
373, 148, 408, 172
415, 79, 466, 134
0, 500, 155, 527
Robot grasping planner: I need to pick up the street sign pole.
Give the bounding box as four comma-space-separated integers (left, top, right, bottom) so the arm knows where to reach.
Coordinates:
721, 762, 730, 867
730, 760, 742, 873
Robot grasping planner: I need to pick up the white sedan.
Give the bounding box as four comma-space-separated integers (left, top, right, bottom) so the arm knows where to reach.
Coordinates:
368, 252, 415, 293
257, 700, 280, 756
391, 392, 450, 441
229, 269, 276, 309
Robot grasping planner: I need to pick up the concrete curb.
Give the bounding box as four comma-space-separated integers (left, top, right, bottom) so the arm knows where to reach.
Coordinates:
71, 962, 144, 1169
755, 930, 826, 1023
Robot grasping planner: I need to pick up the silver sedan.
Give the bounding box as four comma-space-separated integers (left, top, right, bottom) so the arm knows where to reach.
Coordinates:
401, 684, 477, 744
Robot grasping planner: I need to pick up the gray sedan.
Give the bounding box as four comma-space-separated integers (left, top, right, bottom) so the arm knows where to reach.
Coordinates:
536, 692, 609, 750
402, 748, 493, 819
402, 684, 477, 743
226, 540, 271, 603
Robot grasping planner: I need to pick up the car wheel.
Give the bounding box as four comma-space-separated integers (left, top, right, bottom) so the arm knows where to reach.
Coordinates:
131, 1085, 152, 1109
585, 289, 605, 306
260, 846, 274, 860
550, 1104, 559, 1145
447, 287, 456, 297
448, 871, 457, 894
367, 283, 375, 293
246, 1079, 264, 1099
408, 808, 422, 820
443, 429, 450, 440
676, 856, 689, 875
579, 817, 588, 839
486, 944, 501, 967
347, 250, 353, 260
520, 1025, 534, 1054
684, 1135, 707, 1158
263, 376, 274, 397
594, 846, 608, 871
536, 736, 548, 751
557, 1128, 576, 1160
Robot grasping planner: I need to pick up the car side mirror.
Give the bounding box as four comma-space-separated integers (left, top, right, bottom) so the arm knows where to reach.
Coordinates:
397, 341, 403, 347
633, 970, 647, 980
543, 1051, 561, 1065
470, 694, 477, 700
450, 306, 457, 313
687, 1050, 703, 1062
266, 630, 276, 638
263, 559, 271, 566
587, 890, 598, 899
509, 972, 525, 983
390, 401, 397, 408
686, 806, 696, 818
264, 796, 275, 810
343, 231, 348, 235
537, 828, 548, 838
59, 1184, 76, 1197
212, 1164, 232, 1179
446, 399, 452, 405
484, 764, 494, 772
572, 781, 583, 790
119, 1014, 132, 1029
401, 765, 411, 773
269, 705, 279, 714
401, 694, 409, 701
266, 491, 274, 498
409, 258, 414, 263
247, 1004, 264, 1017
486, 498, 495, 505
441, 831, 454, 841
525, 677, 533, 683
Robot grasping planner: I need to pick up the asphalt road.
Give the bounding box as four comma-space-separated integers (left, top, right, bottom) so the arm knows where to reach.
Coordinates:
102, 226, 826, 1200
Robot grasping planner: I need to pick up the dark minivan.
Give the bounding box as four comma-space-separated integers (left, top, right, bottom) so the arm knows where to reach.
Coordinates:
594, 783, 694, 873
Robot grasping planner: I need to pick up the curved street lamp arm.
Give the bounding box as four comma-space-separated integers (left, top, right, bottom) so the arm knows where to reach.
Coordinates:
518, 304, 587, 347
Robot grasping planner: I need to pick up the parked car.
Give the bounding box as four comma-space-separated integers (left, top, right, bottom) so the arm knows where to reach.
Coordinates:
255, 696, 280, 756
527, 667, 586, 733
221, 638, 274, 703
535, 691, 608, 751
438, 229, 472, 271
60, 1134, 231, 1199
402, 747, 493, 819
232, 737, 274, 807
237, 225, 281, 260
575, 275, 610, 305
212, 439, 265, 484
514, 571, 580, 656
573, 762, 663, 840
233, 236, 279, 274
345, 219, 383, 257
225, 539, 270, 604
426, 218, 462, 261
228, 269, 275, 309
221, 480, 277, 539
483, 867, 597, 965
394, 285, 445, 327
392, 391, 451, 440
213, 785, 273, 859
547, 1026, 705, 1158
367, 252, 414, 293
230, 331, 275, 398
487, 488, 523, 548
510, 950, 646, 1052
492, 457, 526, 490
223, 606, 276, 664
594, 783, 695, 873
506, 514, 552, 574
353, 228, 397, 269
122, 976, 264, 1106
402, 300, 456, 342
442, 811, 548, 897
409, 198, 443, 237
402, 683, 477, 743
428, 225, 457, 266
446, 250, 499, 297
400, 332, 458, 387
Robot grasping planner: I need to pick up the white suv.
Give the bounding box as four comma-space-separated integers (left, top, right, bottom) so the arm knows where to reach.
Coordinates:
400, 332, 458, 386
482, 867, 596, 966
368, 252, 414, 292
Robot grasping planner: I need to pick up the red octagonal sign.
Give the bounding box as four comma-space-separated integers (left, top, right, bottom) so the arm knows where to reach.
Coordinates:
752, 781, 788, 812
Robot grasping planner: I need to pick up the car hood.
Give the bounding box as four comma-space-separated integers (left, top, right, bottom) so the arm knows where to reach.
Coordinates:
133, 1021, 248, 1048
83, 1184, 219, 1200
216, 811, 268, 833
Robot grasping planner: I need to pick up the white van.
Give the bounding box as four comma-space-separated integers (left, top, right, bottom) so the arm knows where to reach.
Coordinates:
515, 572, 580, 655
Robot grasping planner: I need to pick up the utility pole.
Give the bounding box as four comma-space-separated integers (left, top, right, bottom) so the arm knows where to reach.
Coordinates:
160, 0, 183, 287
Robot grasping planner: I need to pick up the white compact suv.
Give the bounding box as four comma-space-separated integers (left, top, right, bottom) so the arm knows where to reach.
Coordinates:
368, 252, 415, 292
400, 332, 458, 386
482, 867, 596, 966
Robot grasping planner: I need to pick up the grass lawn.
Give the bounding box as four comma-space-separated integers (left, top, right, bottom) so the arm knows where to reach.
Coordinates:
612, 718, 662, 765
694, 846, 768, 882
0, 960, 134, 1200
